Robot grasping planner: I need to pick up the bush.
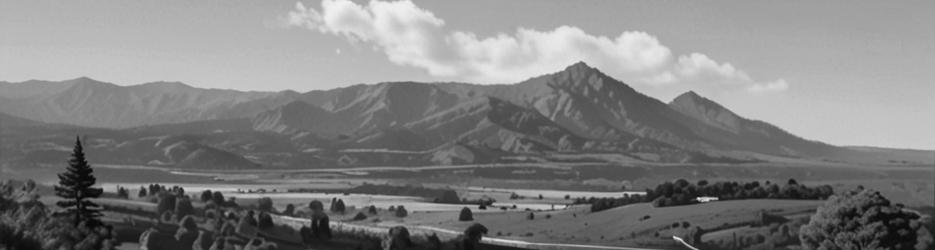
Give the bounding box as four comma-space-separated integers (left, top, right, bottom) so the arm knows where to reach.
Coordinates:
459, 207, 474, 221
395, 206, 408, 218
283, 204, 295, 216
201, 190, 212, 202
175, 196, 195, 218
258, 197, 274, 212
799, 189, 928, 250
242, 211, 258, 226
368, 205, 378, 215
309, 200, 324, 212
331, 199, 346, 213
527, 212, 534, 220
257, 212, 274, 229
157, 193, 177, 215
353, 212, 368, 221
212, 191, 225, 206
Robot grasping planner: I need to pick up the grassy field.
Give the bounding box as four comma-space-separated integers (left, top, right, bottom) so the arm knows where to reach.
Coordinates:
349, 199, 824, 248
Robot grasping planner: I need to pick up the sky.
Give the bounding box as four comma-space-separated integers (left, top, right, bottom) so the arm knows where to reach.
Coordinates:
1, 0, 933, 150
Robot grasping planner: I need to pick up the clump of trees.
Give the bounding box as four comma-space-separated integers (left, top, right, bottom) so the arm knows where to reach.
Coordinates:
1, 137, 118, 250
578, 179, 834, 212
799, 188, 932, 250
647, 179, 834, 207
459, 207, 473, 221
330, 198, 346, 213
580, 193, 646, 212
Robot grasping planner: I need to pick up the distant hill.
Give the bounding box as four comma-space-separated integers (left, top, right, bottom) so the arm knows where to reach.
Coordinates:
0, 77, 297, 128
1, 62, 931, 169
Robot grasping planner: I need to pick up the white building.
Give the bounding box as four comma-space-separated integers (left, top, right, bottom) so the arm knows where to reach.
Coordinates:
696, 196, 719, 203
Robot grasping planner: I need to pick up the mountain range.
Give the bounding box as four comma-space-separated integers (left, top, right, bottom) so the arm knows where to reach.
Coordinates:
1, 62, 931, 169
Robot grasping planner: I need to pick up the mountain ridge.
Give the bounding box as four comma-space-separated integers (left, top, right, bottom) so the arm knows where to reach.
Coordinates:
1, 62, 930, 168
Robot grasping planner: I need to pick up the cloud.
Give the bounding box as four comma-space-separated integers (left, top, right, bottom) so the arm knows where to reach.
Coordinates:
747, 79, 790, 93
285, 0, 788, 93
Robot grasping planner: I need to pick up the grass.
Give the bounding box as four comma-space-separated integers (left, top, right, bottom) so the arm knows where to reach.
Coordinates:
395, 199, 823, 248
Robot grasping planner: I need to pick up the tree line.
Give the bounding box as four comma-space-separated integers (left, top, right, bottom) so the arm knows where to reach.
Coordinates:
578, 178, 835, 212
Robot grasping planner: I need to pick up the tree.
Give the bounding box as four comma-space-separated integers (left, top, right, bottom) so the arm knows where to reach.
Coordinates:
258, 197, 274, 212
201, 190, 212, 202
116, 186, 129, 199
459, 207, 474, 221
157, 193, 177, 215
353, 212, 367, 221
437, 190, 461, 204
332, 199, 346, 213
175, 196, 195, 218
368, 205, 378, 215
395, 205, 408, 218
283, 204, 296, 216
54, 136, 104, 226
257, 212, 274, 229
799, 189, 928, 250
212, 191, 225, 206
138, 186, 147, 198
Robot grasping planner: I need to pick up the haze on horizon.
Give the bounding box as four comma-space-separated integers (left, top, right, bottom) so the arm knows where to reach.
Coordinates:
1, 0, 933, 151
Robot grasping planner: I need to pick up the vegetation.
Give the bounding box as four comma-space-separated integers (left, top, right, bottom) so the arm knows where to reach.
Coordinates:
799, 188, 932, 250
579, 179, 835, 212
257, 197, 274, 212
1, 138, 118, 250
54, 137, 104, 226
647, 179, 834, 207
395, 205, 409, 218
290, 183, 463, 204
459, 207, 474, 221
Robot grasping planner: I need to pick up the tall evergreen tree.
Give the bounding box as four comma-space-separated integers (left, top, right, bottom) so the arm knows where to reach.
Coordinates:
54, 136, 103, 226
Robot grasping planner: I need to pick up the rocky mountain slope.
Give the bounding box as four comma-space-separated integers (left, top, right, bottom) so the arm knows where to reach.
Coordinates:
2, 63, 930, 169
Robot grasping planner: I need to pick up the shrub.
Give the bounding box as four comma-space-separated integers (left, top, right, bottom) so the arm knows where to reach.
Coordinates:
257, 212, 274, 229
157, 193, 177, 215
309, 200, 324, 212
175, 196, 195, 218
395, 206, 408, 218
258, 197, 274, 212
212, 191, 225, 206
368, 205, 378, 215
527, 212, 534, 220
332, 199, 346, 213
283, 204, 295, 216
799, 189, 928, 250
459, 207, 473, 221
201, 190, 212, 202
242, 211, 258, 226
353, 212, 368, 221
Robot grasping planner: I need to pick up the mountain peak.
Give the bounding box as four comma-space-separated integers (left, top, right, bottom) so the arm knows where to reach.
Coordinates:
671, 91, 723, 110
563, 61, 598, 74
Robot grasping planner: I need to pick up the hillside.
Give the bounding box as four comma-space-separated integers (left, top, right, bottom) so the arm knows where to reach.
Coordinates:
0, 77, 295, 128
1, 62, 931, 169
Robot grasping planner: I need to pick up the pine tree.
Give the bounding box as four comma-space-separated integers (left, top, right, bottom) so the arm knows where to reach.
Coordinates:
55, 136, 104, 226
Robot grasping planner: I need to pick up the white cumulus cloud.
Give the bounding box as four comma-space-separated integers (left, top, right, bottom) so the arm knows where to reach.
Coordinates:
285, 0, 788, 93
